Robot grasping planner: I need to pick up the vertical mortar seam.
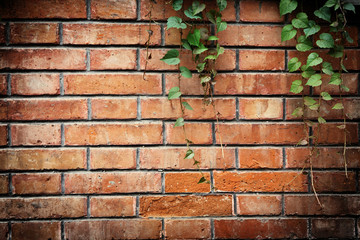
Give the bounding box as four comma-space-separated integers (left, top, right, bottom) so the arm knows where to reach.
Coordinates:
61, 173, 65, 195
235, 0, 240, 22
61, 124, 65, 147
5, 22, 10, 46
282, 147, 286, 169
233, 193, 237, 215
87, 98, 92, 120
136, 148, 140, 170
6, 74, 11, 96
61, 221, 65, 240
235, 147, 239, 169
7, 124, 12, 146
136, 0, 141, 21
87, 196, 90, 218
210, 218, 214, 240
137, 97, 141, 120
161, 172, 165, 194
86, 147, 90, 170
86, 0, 91, 20
86, 49, 90, 71
59, 22, 63, 45
8, 173, 12, 195
59, 73, 64, 96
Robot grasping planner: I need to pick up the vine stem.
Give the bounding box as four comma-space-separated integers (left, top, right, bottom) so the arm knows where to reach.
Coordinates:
142, 1, 154, 80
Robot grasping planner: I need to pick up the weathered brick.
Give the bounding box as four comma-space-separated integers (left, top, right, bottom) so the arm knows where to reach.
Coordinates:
11, 74, 60, 95
214, 171, 307, 192
0, 174, 9, 194
165, 172, 211, 193
64, 73, 162, 95
65, 172, 161, 194
0, 125, 7, 146
238, 98, 283, 120
239, 0, 284, 22
140, 195, 233, 217
65, 123, 163, 145
217, 123, 307, 145
313, 123, 358, 145
141, 97, 236, 120
286, 147, 360, 168
165, 122, 212, 145
10, 23, 59, 44
12, 222, 61, 240
90, 49, 136, 70
65, 220, 162, 240
11, 124, 61, 146
90, 148, 136, 170
0, 197, 87, 219
91, 98, 137, 120
237, 195, 282, 215
63, 23, 161, 45
0, 223, 8, 240
0, 74, 6, 95
285, 195, 360, 215
0, 148, 86, 171
91, 0, 137, 19
90, 196, 136, 217
12, 173, 61, 195
140, 147, 236, 169
214, 219, 307, 239
0, 49, 86, 70
239, 50, 285, 70
238, 148, 283, 169
0, 99, 87, 121
311, 218, 355, 239
313, 171, 356, 192
165, 219, 211, 239
0, 0, 86, 19
312, 73, 358, 95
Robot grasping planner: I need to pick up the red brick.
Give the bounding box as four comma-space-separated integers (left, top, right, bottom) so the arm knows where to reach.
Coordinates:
239, 98, 283, 120
142, 97, 236, 120
0, 223, 8, 240
0, 197, 87, 219
90, 49, 136, 70
140, 49, 236, 71
166, 122, 212, 145
65, 220, 162, 240
0, 174, 8, 194
313, 171, 356, 192
285, 195, 360, 215
11, 124, 61, 146
0, 74, 6, 95
311, 218, 355, 239
0, 24, 5, 43
0, 49, 86, 70
140, 147, 236, 169
11, 74, 60, 95
313, 73, 358, 95
214, 171, 307, 192
140, 195, 233, 217
10, 23, 59, 44
214, 219, 307, 239
91, 0, 137, 19
219, 25, 294, 46
64, 73, 162, 95
238, 148, 283, 168
12, 222, 61, 240
12, 173, 61, 195
313, 123, 358, 145
65, 172, 161, 194
239, 50, 285, 70
90, 196, 135, 217
0, 0, 86, 19
63, 23, 161, 45
165, 219, 211, 239
286, 147, 360, 168
217, 123, 307, 145
91, 98, 137, 120
0, 99, 87, 121
237, 195, 282, 215
165, 172, 211, 193
0, 148, 86, 171
90, 148, 136, 169
240, 0, 284, 22
0, 125, 7, 146
65, 123, 162, 145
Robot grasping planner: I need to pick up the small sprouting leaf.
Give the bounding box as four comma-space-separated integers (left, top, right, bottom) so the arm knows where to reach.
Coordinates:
172, 0, 183, 11
208, 36, 219, 41
167, 16, 187, 30
196, 62, 206, 72
343, 3, 355, 13
318, 117, 326, 124
297, 139, 308, 146
187, 29, 201, 47
329, 73, 341, 85
322, 62, 334, 75
182, 101, 193, 110
332, 103, 344, 110
321, 92, 333, 101
193, 160, 200, 165
328, 45, 344, 58
291, 12, 309, 28
316, 33, 334, 48
180, 66, 192, 78
160, 49, 180, 65
184, 149, 195, 159
324, 0, 336, 7
279, 0, 298, 16
217, 0, 227, 12
216, 17, 227, 33
291, 107, 304, 117
198, 176, 206, 184
304, 96, 316, 106
204, 55, 217, 60
306, 52, 323, 67
296, 35, 313, 52
281, 24, 297, 42
174, 117, 185, 127
306, 74, 322, 87
288, 57, 301, 72
216, 44, 225, 57
337, 125, 346, 129
168, 87, 181, 100
191, 1, 206, 15
290, 80, 303, 94
200, 75, 211, 84
304, 20, 321, 38
314, 7, 331, 22
193, 44, 208, 55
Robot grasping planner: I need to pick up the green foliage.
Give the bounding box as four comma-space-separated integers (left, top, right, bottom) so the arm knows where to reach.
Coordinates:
288, 58, 301, 72
168, 87, 181, 100
281, 24, 297, 41
167, 16, 187, 30
279, 0, 298, 16
316, 33, 334, 48
290, 80, 303, 94
161, 50, 180, 65
174, 117, 185, 127
180, 66, 192, 78
172, 0, 183, 11
182, 101, 193, 110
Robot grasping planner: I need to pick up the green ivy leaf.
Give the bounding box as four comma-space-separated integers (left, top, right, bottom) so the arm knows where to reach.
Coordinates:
281, 24, 297, 42
193, 44, 208, 55
341, 84, 350, 92
181, 39, 192, 50
168, 87, 181, 100
208, 36, 219, 41
290, 80, 303, 94
184, 149, 195, 159
182, 101, 193, 110
174, 117, 185, 127
292, 107, 304, 117
324, 0, 336, 7
187, 29, 201, 47
279, 0, 298, 16
167, 16, 187, 30
322, 62, 334, 75
288, 57, 301, 72
341, 63, 348, 73
291, 12, 309, 28
318, 117, 326, 124
309, 103, 320, 110
343, 3, 355, 13
184, 1, 205, 19
306, 52, 323, 67
160, 49, 180, 65
206, 10, 221, 24
198, 176, 206, 184
304, 20, 321, 38
314, 7, 331, 22
196, 62, 206, 72
343, 31, 354, 44
320, 91, 333, 100
332, 103, 344, 110
217, 0, 227, 12
180, 66, 192, 78
306, 74, 322, 87
296, 35, 313, 52
328, 45, 344, 58
329, 73, 341, 85
216, 17, 227, 33
204, 55, 217, 60
172, 0, 183, 11
304, 96, 317, 106
216, 44, 225, 57
316, 33, 334, 48
301, 66, 316, 78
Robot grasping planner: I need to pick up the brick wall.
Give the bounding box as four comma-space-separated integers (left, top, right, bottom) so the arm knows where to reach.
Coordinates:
0, 0, 359, 239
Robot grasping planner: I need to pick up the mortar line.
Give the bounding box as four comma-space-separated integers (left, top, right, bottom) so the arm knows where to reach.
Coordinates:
282, 98, 286, 121
136, 148, 140, 170
211, 122, 216, 145
235, 147, 239, 169
136, 196, 140, 217
8, 221, 12, 240
86, 0, 91, 20
235, 0, 240, 22
284, 49, 288, 71
7, 124, 12, 146
86, 49, 90, 71
61, 124, 65, 146
161, 218, 165, 240
210, 218, 214, 240
137, 97, 141, 120
5, 22, 10, 46
307, 218, 311, 239
59, 73, 64, 95
87, 196, 90, 218
210, 171, 214, 193
281, 194, 285, 216
87, 98, 92, 120
59, 22, 63, 45
9, 173, 12, 195
355, 218, 359, 239
61, 173, 65, 195
161, 73, 166, 96
235, 49, 239, 71
136, 48, 140, 71
161, 172, 165, 194
6, 74, 11, 96
233, 193, 237, 215
160, 23, 165, 46
61, 221, 65, 240
86, 147, 90, 170
136, 0, 141, 21
235, 97, 239, 121
162, 121, 166, 145
282, 147, 286, 169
